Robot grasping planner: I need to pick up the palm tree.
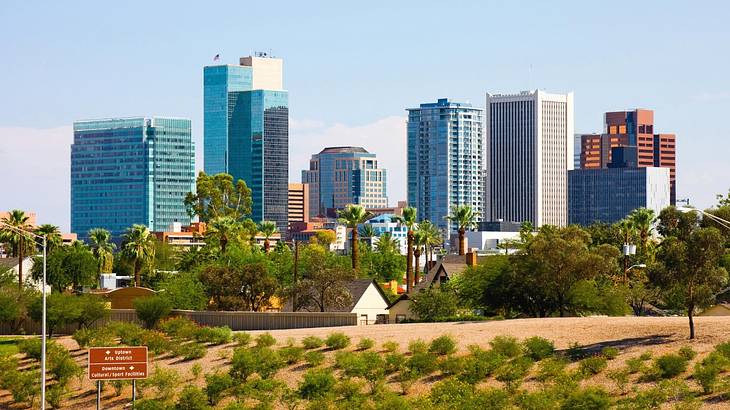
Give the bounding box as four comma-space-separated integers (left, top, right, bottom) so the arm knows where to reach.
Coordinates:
89, 228, 116, 273
207, 216, 241, 253
337, 204, 373, 271
393, 207, 418, 292
34, 224, 62, 252
121, 224, 156, 287
446, 205, 478, 256
628, 208, 656, 256
359, 224, 377, 250
417, 220, 442, 271
375, 232, 399, 254
0, 210, 34, 288
258, 220, 278, 253
412, 230, 427, 284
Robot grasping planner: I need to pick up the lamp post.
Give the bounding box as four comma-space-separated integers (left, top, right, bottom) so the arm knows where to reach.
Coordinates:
0, 221, 47, 409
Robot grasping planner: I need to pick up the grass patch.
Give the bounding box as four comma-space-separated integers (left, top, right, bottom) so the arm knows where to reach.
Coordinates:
0, 337, 22, 357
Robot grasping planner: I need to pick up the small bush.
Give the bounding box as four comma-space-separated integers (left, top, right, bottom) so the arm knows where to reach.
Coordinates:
678, 346, 697, 361
607, 368, 630, 394
230, 346, 284, 381
536, 357, 568, 382
325, 332, 350, 350
429, 335, 457, 356
471, 388, 510, 410
111, 380, 129, 397
172, 342, 205, 361
357, 338, 375, 351
626, 357, 646, 374
232, 332, 252, 347
140, 364, 180, 401
458, 348, 507, 385
134, 296, 173, 329
204, 371, 233, 405
406, 352, 438, 376
108, 321, 145, 344
140, 330, 171, 355
134, 399, 169, 410
693, 361, 720, 394
382, 340, 399, 352
579, 355, 608, 376
408, 339, 428, 354
654, 353, 688, 379
304, 350, 325, 367
384, 352, 406, 374
176, 386, 210, 410
49, 348, 83, 385
562, 387, 611, 410
302, 336, 324, 350
255, 332, 277, 348
438, 355, 465, 376
72, 327, 114, 348
279, 346, 305, 365
490, 335, 521, 358
159, 316, 199, 340
298, 368, 336, 400
601, 346, 619, 360
523, 336, 555, 361
195, 326, 232, 345
46, 383, 67, 408
429, 379, 474, 406
398, 368, 419, 395
639, 351, 653, 361
190, 363, 203, 380
495, 356, 533, 391
7, 369, 40, 407
18, 338, 62, 361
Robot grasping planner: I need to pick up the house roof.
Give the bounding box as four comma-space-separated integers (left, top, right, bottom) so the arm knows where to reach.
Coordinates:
328, 279, 390, 312
387, 256, 469, 309
0, 258, 20, 269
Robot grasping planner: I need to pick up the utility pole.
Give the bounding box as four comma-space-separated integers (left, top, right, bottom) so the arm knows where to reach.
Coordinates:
293, 239, 298, 311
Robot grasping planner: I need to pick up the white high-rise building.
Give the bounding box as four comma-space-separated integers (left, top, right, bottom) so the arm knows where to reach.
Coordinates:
485, 90, 574, 227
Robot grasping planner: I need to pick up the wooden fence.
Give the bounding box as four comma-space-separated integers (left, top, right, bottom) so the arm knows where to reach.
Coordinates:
0, 309, 358, 335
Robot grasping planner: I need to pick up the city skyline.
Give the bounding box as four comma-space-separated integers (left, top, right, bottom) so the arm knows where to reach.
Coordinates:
2, 1, 730, 230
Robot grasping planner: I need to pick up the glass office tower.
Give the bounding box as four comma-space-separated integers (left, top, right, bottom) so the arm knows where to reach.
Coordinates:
204, 55, 289, 232
71, 117, 195, 240
406, 98, 484, 233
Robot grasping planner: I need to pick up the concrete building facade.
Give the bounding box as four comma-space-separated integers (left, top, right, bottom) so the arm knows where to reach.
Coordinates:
485, 90, 574, 227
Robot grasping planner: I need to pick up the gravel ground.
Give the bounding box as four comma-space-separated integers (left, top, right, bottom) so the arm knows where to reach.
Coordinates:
2, 316, 729, 409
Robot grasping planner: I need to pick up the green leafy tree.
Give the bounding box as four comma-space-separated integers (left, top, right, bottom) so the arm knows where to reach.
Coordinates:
393, 207, 418, 291
121, 224, 156, 287
290, 244, 356, 312
30, 293, 83, 337
418, 220, 442, 270
88, 228, 116, 274
0, 284, 38, 333
184, 172, 252, 222
258, 220, 278, 253
652, 223, 728, 339
446, 205, 478, 256
206, 216, 256, 253
0, 209, 35, 288
358, 224, 377, 250
409, 287, 459, 321
628, 207, 657, 260
514, 225, 621, 317
31, 243, 97, 291
338, 204, 373, 271
375, 232, 399, 254
158, 272, 208, 310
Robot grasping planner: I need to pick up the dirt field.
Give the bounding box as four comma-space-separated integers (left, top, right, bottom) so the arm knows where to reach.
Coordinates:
2, 316, 730, 409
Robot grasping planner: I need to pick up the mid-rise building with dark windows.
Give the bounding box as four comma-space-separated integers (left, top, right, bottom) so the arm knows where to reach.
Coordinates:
71, 117, 195, 240
204, 54, 289, 232
579, 109, 676, 204
302, 147, 388, 218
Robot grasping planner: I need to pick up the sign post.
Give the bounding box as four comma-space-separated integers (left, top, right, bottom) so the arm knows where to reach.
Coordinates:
89, 346, 148, 408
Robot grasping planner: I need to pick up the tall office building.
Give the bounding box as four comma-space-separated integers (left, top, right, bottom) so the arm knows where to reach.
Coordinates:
485, 90, 574, 227
203, 54, 289, 232
407, 98, 484, 233
71, 117, 195, 240
569, 147, 670, 225
302, 147, 388, 218
579, 109, 676, 204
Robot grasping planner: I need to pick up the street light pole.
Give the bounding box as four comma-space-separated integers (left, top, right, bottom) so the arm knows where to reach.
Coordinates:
677, 206, 730, 230
0, 221, 47, 409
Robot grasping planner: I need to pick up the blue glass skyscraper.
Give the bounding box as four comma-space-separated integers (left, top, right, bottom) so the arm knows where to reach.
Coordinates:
70, 117, 195, 240
407, 99, 484, 234
204, 55, 289, 232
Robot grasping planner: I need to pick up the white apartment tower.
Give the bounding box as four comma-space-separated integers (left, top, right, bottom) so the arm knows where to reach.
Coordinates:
485, 90, 574, 227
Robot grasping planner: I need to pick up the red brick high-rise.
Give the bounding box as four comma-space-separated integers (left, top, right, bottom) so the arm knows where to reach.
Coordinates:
579, 109, 676, 204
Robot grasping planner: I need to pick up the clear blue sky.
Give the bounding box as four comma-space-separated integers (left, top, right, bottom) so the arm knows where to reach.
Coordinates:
1, 1, 729, 230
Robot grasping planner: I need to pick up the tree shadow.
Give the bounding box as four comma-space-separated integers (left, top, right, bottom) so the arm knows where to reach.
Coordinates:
557, 334, 674, 359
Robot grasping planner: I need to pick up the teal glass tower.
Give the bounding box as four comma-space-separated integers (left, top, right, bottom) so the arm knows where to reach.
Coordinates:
204, 55, 289, 232
71, 117, 195, 240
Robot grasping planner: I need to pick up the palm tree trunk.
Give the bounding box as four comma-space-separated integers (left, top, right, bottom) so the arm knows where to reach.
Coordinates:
351, 229, 359, 271
264, 239, 270, 253
406, 230, 413, 293
414, 249, 421, 284
17, 236, 23, 290
134, 259, 141, 287
221, 238, 228, 253
459, 228, 465, 256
